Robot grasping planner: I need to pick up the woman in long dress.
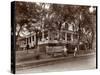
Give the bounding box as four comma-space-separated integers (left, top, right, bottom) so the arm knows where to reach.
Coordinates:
74, 47, 77, 56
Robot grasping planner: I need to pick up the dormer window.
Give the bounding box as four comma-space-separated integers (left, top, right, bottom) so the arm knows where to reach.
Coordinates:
68, 23, 73, 31
61, 22, 68, 30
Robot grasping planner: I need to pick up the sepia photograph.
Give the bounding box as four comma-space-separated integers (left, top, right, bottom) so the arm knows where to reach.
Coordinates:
13, 1, 97, 74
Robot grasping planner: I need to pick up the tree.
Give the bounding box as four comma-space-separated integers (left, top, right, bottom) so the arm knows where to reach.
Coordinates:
16, 2, 42, 39
16, 2, 96, 50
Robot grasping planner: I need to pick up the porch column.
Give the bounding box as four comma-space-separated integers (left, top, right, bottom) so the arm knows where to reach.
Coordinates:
71, 34, 73, 42
65, 32, 67, 42
34, 33, 36, 45
31, 36, 33, 46
28, 37, 30, 48
26, 38, 27, 45
48, 30, 51, 41
42, 29, 45, 41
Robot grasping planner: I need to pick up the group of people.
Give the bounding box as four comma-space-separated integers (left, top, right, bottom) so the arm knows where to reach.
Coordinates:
64, 46, 78, 56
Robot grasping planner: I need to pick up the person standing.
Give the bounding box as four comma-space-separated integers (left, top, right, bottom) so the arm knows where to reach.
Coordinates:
74, 47, 77, 56
63, 46, 68, 56
26, 44, 29, 53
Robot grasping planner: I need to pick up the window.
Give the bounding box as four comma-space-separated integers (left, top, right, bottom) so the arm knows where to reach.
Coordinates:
73, 34, 78, 39
44, 31, 48, 40
30, 37, 31, 43
38, 32, 42, 41
61, 32, 65, 40
67, 33, 71, 41
27, 38, 28, 44
32, 36, 34, 41
54, 32, 58, 40
65, 23, 68, 30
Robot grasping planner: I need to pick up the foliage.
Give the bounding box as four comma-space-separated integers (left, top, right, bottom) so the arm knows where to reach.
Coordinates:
15, 2, 96, 49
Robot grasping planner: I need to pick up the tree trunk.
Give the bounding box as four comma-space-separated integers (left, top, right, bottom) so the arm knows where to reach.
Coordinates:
35, 31, 38, 48
16, 25, 23, 40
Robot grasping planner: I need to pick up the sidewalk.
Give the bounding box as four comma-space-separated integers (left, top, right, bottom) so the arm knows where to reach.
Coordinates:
16, 51, 96, 71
